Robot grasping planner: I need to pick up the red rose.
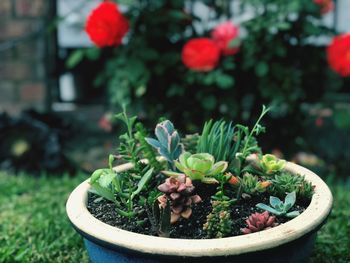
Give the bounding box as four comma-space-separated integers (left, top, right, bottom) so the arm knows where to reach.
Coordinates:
85, 1, 129, 48
211, 22, 240, 56
313, 0, 334, 14
327, 34, 350, 77
182, 38, 220, 72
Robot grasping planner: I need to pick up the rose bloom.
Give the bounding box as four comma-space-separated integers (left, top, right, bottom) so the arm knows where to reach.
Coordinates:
313, 0, 334, 14
182, 38, 220, 72
211, 22, 240, 56
85, 1, 129, 48
327, 34, 350, 77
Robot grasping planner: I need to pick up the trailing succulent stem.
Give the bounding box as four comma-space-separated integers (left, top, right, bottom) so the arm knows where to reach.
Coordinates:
203, 197, 234, 238
233, 105, 270, 175
145, 120, 183, 170
90, 154, 155, 219
135, 122, 163, 172
115, 110, 140, 166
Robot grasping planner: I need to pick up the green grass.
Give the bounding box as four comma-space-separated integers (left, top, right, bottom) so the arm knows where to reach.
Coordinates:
0, 172, 349, 263
0, 172, 89, 263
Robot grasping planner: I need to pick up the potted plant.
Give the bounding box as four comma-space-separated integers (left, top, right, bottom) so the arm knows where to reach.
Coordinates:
66, 106, 332, 263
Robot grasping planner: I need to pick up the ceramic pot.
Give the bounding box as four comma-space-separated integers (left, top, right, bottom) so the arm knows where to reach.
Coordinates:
66, 161, 332, 263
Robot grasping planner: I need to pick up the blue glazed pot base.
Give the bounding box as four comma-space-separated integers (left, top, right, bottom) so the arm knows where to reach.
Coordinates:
84, 231, 316, 263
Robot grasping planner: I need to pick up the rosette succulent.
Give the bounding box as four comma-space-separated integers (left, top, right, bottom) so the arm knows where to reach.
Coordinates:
241, 211, 278, 234
256, 191, 300, 218
259, 154, 286, 175
163, 152, 228, 184
157, 174, 202, 223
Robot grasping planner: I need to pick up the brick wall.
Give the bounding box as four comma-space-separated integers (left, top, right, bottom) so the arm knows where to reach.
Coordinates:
0, 0, 48, 114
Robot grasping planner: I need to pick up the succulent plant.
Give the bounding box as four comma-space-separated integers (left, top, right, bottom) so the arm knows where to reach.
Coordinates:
181, 133, 200, 154
157, 174, 202, 223
269, 172, 314, 199
163, 152, 228, 184
256, 191, 300, 218
259, 154, 286, 175
241, 211, 277, 234
203, 199, 233, 238
145, 120, 183, 168
135, 122, 163, 172
238, 173, 271, 196
197, 120, 238, 163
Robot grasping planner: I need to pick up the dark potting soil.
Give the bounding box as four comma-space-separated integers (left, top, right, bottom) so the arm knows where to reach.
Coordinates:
87, 193, 309, 239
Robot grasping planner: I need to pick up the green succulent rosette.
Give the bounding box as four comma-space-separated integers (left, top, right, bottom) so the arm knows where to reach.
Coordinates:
260, 154, 286, 175
163, 152, 228, 184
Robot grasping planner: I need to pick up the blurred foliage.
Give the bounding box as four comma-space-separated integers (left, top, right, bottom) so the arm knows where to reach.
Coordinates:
67, 0, 347, 167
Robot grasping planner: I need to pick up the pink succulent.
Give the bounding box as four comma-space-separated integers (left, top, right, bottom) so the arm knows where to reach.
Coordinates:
241, 211, 278, 234
158, 174, 202, 223
211, 22, 240, 56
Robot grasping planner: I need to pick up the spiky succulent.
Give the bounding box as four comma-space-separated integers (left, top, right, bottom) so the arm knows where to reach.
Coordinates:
269, 172, 314, 199
259, 154, 286, 175
145, 120, 183, 168
197, 120, 238, 163
181, 133, 200, 154
238, 173, 271, 196
157, 174, 202, 223
241, 211, 278, 234
256, 191, 300, 218
203, 199, 233, 238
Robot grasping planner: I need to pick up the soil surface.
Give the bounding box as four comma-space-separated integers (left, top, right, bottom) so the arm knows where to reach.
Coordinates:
87, 192, 309, 239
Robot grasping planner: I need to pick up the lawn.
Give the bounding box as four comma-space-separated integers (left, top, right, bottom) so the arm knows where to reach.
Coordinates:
0, 172, 349, 263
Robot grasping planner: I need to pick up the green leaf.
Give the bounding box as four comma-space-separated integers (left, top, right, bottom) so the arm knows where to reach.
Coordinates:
216, 74, 235, 89
135, 85, 147, 97
90, 169, 106, 184
89, 183, 115, 202
131, 168, 154, 200
98, 172, 115, 188
201, 96, 217, 110
85, 47, 101, 60
255, 62, 269, 77
66, 49, 84, 69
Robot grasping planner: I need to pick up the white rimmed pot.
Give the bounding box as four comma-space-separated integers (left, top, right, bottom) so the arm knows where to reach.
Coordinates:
66, 161, 332, 263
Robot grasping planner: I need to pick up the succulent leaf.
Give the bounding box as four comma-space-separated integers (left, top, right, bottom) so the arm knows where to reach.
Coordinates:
256, 191, 300, 218
172, 152, 227, 184
259, 154, 286, 175
157, 175, 201, 223
146, 120, 183, 168
270, 196, 282, 208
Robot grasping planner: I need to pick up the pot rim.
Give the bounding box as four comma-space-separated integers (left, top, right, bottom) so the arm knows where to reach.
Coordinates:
66, 160, 332, 257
